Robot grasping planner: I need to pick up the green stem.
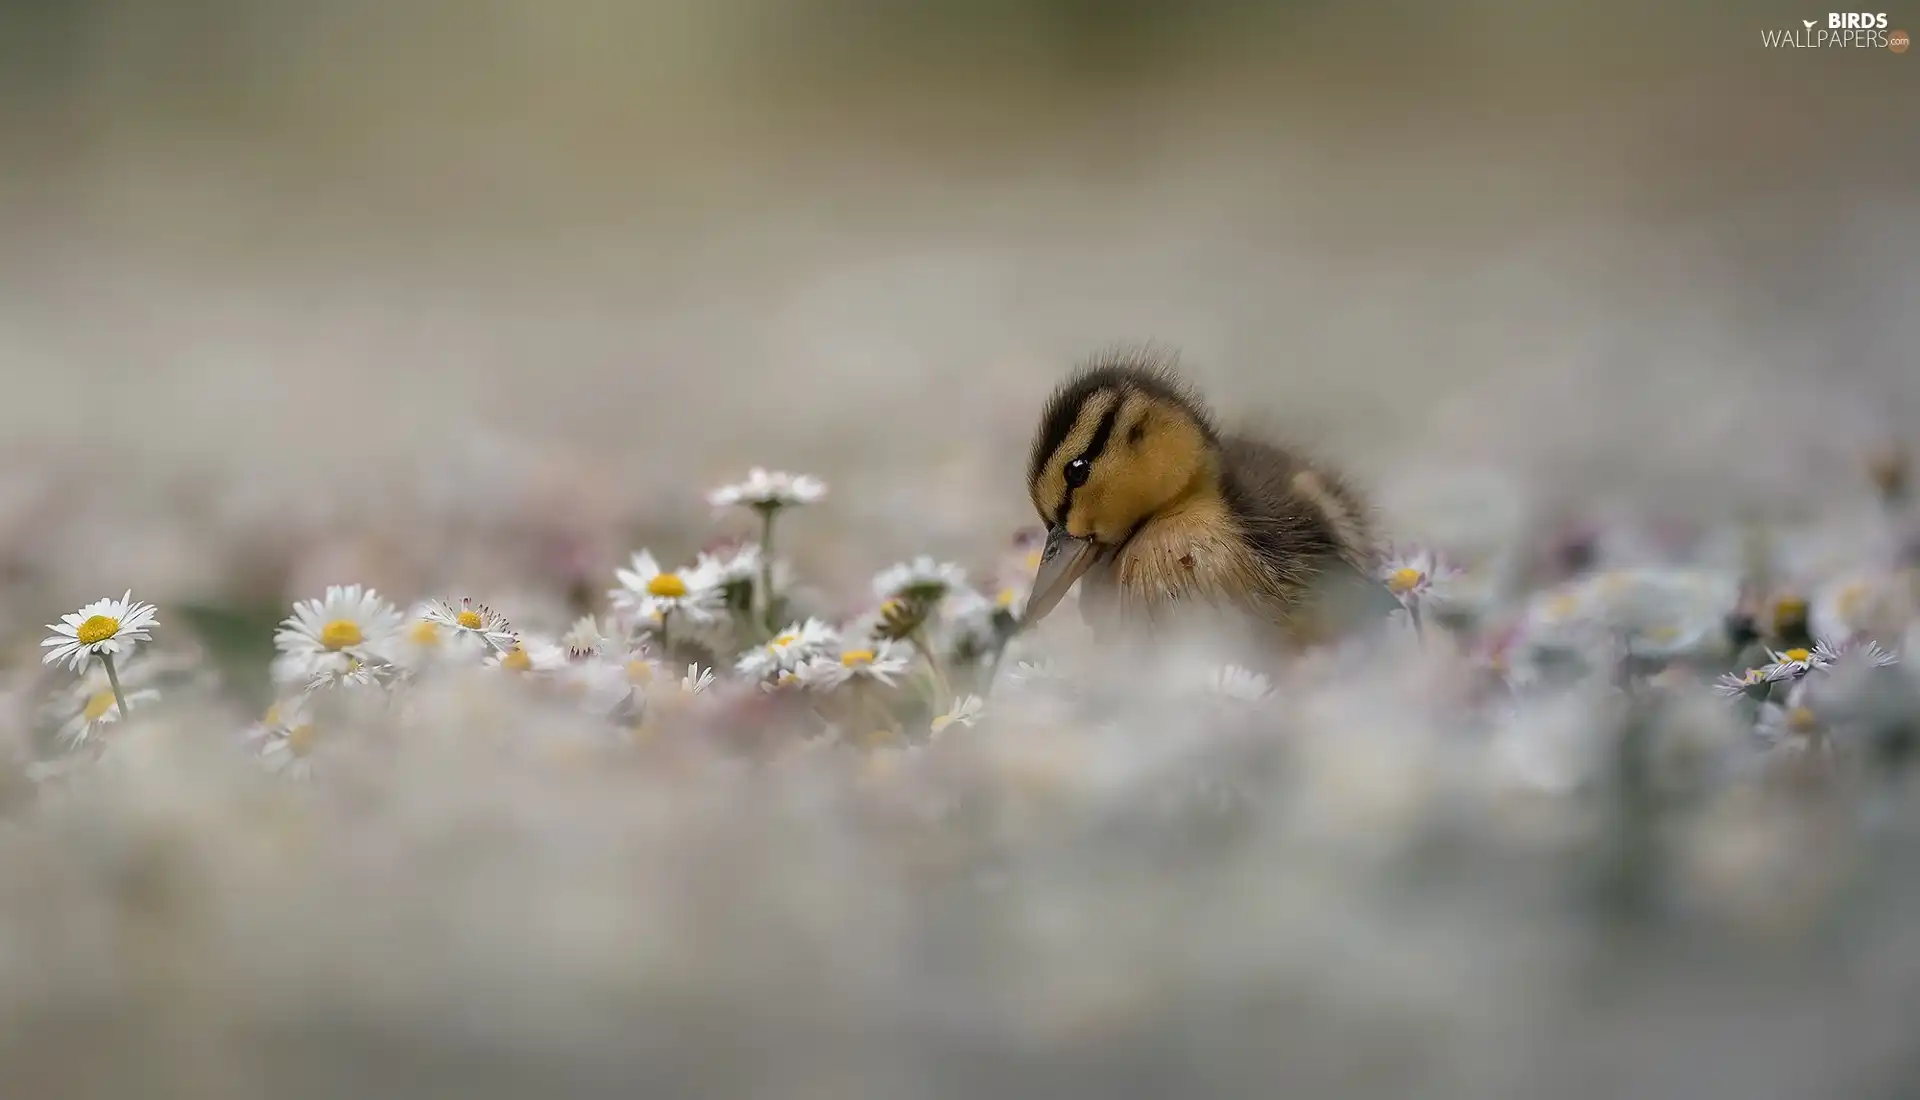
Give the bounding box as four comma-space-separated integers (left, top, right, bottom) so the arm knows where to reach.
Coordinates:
757, 506, 779, 634
657, 609, 674, 663
99, 652, 130, 720
909, 627, 950, 714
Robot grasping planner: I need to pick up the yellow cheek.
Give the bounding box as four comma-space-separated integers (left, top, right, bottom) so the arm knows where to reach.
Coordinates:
1065, 488, 1112, 541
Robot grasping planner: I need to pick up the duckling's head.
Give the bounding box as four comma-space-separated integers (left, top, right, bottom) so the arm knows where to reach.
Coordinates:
1024, 356, 1218, 623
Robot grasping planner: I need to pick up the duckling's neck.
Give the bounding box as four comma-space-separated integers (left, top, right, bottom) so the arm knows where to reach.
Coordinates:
1090, 478, 1258, 606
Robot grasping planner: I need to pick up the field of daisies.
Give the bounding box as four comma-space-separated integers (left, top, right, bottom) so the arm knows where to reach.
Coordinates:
7, 444, 1920, 1097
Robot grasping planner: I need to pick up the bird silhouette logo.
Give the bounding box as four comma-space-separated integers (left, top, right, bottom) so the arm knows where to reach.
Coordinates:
1803, 18, 1818, 28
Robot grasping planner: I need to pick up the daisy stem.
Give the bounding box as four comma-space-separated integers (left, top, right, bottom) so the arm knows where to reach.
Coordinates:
1407, 601, 1425, 644
908, 627, 951, 714
757, 505, 779, 633
98, 652, 130, 720
658, 609, 674, 663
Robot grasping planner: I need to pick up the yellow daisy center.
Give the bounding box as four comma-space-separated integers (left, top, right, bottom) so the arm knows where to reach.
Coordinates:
319, 619, 363, 651
770, 632, 797, 649
285, 724, 318, 757
930, 714, 954, 734
1387, 568, 1424, 596
1783, 648, 1811, 663
1773, 595, 1807, 621
83, 691, 117, 723
75, 615, 121, 646
841, 649, 876, 667
502, 647, 533, 672
1787, 706, 1819, 734
646, 574, 688, 599
627, 659, 654, 684
410, 620, 440, 646
456, 609, 485, 630
995, 588, 1018, 608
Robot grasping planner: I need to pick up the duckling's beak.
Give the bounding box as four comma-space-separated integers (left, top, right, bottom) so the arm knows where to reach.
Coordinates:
1023, 525, 1099, 625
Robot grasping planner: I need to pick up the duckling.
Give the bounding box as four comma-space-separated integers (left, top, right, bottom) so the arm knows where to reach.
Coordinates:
1023, 352, 1397, 650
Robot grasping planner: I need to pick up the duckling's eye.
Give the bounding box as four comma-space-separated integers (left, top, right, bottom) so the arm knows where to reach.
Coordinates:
1064, 458, 1091, 488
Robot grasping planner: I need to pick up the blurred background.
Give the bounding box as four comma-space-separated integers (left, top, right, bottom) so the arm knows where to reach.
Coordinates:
3, 0, 1916, 614
3, 3, 1920, 1097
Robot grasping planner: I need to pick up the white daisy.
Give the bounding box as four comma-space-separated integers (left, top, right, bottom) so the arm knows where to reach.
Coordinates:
58, 683, 160, 749
389, 614, 488, 671
621, 650, 664, 690
1810, 572, 1900, 645
1603, 567, 1741, 660
610, 550, 723, 624
680, 663, 716, 695
1812, 637, 1899, 671
735, 618, 840, 680
930, 694, 985, 735
274, 585, 403, 684
303, 656, 386, 694
1378, 545, 1452, 608
1755, 697, 1822, 749
758, 669, 803, 694
42, 590, 160, 672
872, 556, 968, 602
488, 634, 571, 675
940, 586, 1011, 660
707, 467, 827, 510
1209, 664, 1275, 703
696, 541, 764, 589
420, 597, 519, 652
993, 583, 1030, 620
1624, 618, 1722, 662
1004, 656, 1070, 690
561, 615, 629, 661
553, 655, 636, 716
1519, 581, 1606, 651
1760, 590, 1812, 642
1714, 666, 1772, 699
795, 640, 914, 690
1760, 645, 1830, 682
249, 698, 320, 781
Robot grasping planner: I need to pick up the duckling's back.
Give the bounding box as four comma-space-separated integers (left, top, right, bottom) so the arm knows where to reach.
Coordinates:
1217, 434, 1399, 642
